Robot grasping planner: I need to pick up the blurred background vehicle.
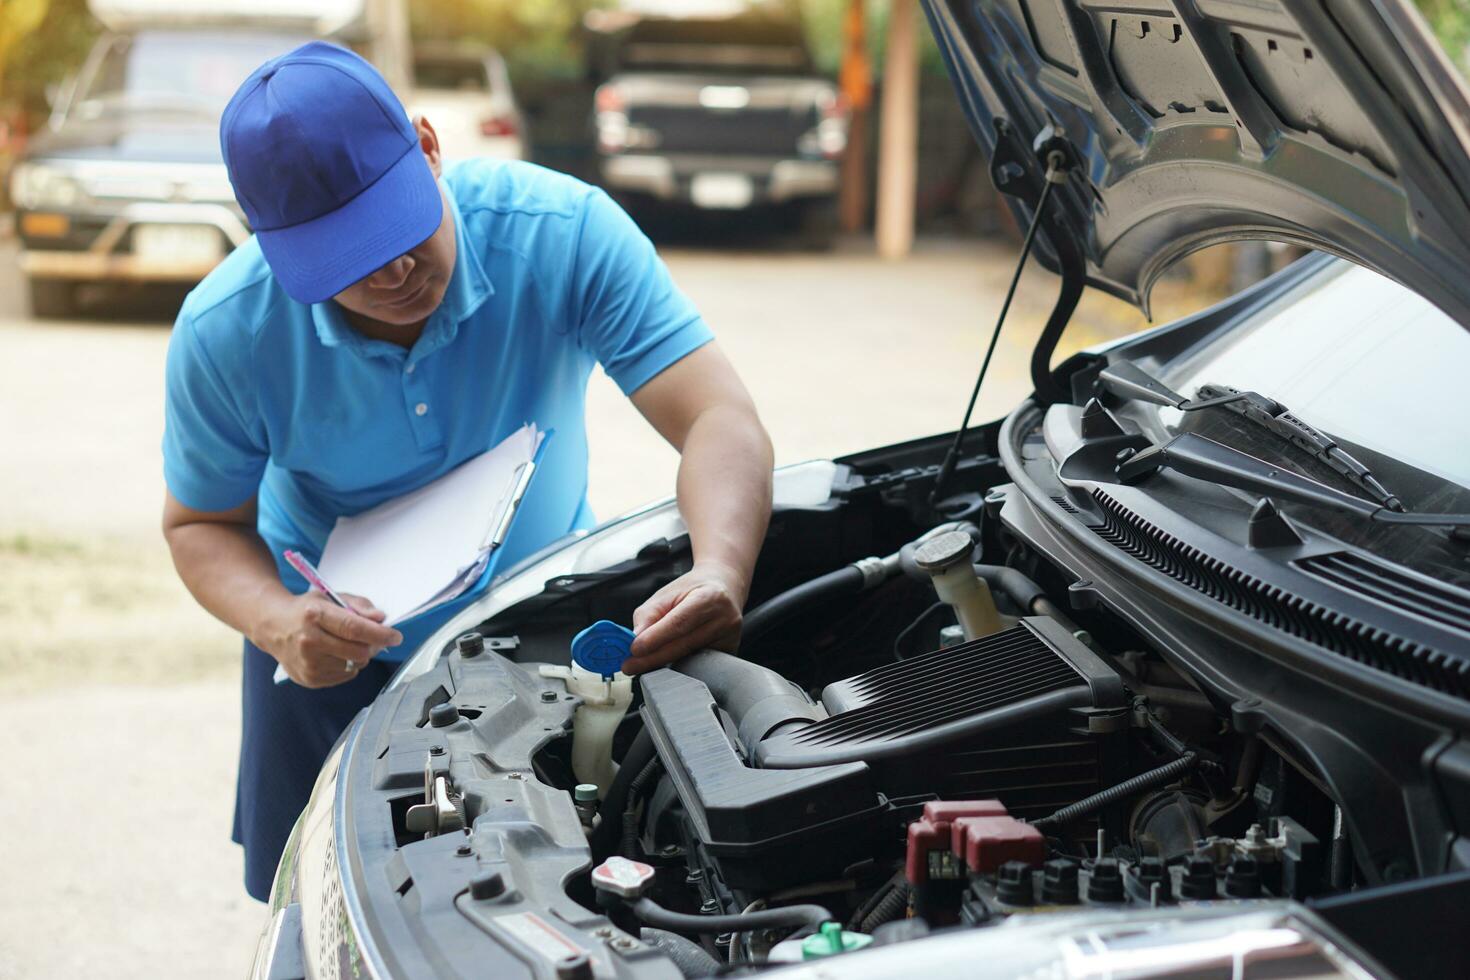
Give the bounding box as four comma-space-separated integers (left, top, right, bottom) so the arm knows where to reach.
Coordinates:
7, 0, 393, 318
586, 0, 849, 247
410, 42, 527, 164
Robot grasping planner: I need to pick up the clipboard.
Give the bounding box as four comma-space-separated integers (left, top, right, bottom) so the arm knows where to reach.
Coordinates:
272, 424, 551, 685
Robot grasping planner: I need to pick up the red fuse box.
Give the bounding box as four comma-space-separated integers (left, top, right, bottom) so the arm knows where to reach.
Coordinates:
953, 814, 1045, 875
905, 800, 1009, 885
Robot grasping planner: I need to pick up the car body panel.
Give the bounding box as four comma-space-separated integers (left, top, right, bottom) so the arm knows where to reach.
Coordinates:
410, 44, 528, 164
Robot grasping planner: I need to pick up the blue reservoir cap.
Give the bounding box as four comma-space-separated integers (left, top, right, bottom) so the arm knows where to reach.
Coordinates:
571, 620, 635, 679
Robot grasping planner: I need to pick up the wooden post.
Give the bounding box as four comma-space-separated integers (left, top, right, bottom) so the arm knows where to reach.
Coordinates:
876, 0, 919, 259
366, 0, 413, 95
838, 0, 872, 233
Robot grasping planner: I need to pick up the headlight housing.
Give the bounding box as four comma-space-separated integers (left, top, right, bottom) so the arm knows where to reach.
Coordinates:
10, 161, 84, 210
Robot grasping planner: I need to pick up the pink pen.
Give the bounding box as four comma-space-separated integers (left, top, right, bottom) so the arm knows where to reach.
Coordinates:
283, 549, 356, 612
276, 550, 365, 685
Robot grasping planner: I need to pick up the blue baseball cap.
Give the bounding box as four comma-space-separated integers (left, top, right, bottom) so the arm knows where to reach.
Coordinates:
220, 42, 443, 305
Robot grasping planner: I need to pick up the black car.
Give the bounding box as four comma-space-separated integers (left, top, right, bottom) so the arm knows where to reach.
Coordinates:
9, 24, 314, 317
586, 6, 848, 244
251, 1, 1470, 978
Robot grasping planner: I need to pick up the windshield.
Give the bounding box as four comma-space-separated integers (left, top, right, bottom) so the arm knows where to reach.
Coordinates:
1160, 259, 1470, 493
73, 31, 308, 119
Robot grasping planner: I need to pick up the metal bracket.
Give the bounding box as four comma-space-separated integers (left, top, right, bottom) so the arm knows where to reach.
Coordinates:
405, 752, 465, 838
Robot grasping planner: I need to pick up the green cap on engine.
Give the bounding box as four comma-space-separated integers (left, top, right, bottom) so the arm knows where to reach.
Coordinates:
801, 922, 872, 960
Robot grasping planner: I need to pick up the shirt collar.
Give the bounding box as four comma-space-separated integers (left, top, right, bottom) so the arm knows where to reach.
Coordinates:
309, 181, 494, 361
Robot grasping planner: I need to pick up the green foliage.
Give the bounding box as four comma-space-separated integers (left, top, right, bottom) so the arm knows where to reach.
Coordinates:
1416, 0, 1470, 75
410, 0, 606, 79
0, 0, 97, 117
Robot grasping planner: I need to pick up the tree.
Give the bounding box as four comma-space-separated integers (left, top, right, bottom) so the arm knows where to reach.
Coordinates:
0, 0, 96, 124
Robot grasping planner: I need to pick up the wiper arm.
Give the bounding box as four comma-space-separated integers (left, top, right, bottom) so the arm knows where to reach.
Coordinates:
1116, 433, 1470, 528
1194, 383, 1402, 512
1098, 360, 1402, 511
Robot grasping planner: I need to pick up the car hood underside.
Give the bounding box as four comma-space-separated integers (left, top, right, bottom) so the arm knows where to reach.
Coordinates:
921, 0, 1470, 331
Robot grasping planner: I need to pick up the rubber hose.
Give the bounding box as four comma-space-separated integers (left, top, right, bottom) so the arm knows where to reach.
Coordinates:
641, 928, 722, 978
975, 565, 1045, 612
898, 546, 1047, 618
847, 872, 905, 931
742, 565, 866, 643
858, 883, 909, 933
632, 896, 833, 935
675, 650, 824, 754
591, 728, 655, 857
1032, 752, 1199, 830
620, 755, 664, 859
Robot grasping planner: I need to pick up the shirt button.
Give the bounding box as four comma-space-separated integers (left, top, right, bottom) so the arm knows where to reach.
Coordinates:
415, 402, 428, 416
405, 363, 415, 374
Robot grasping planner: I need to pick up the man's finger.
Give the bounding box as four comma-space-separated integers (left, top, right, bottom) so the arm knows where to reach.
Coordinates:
624, 618, 726, 674
301, 629, 377, 663
633, 586, 681, 634
318, 602, 402, 649
628, 593, 732, 667
340, 593, 387, 622
635, 585, 738, 654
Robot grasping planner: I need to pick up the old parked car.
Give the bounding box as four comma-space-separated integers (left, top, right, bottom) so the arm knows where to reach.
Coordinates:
586, 5, 848, 245
7, 0, 369, 317
410, 42, 528, 165
252, 1, 1470, 978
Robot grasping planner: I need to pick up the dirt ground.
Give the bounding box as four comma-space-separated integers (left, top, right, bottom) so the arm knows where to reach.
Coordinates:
0, 234, 1216, 978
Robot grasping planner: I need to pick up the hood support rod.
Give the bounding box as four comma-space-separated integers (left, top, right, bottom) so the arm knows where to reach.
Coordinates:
930, 122, 1085, 512
999, 124, 1089, 407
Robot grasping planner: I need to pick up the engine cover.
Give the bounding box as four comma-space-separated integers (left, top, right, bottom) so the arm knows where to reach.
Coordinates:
639, 619, 1129, 890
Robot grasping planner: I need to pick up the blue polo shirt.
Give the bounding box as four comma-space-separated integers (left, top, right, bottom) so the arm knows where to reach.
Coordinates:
163, 159, 713, 658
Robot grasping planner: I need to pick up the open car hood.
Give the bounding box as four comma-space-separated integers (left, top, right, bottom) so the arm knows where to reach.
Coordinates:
921, 0, 1470, 329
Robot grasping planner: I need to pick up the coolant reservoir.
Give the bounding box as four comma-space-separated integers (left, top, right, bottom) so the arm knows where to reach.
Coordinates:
913, 530, 1004, 641
539, 621, 635, 798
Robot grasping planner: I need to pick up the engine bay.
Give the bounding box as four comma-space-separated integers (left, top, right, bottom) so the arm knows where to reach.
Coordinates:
356, 439, 1461, 978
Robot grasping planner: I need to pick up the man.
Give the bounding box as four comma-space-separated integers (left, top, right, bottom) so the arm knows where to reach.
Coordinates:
160, 43, 772, 902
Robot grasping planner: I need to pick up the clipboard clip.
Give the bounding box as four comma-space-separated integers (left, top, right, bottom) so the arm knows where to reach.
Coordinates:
479, 460, 536, 552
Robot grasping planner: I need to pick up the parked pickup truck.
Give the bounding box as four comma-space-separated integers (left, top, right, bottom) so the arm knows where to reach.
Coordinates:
587, 8, 849, 243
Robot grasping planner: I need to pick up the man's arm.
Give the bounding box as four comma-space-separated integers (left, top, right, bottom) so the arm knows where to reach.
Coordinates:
162, 493, 402, 687
624, 342, 773, 672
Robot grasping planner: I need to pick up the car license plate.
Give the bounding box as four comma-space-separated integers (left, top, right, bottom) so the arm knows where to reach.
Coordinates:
690, 173, 754, 210
133, 224, 223, 264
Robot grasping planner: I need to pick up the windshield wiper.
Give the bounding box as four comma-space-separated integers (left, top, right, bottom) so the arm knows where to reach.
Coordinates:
1115, 432, 1470, 530
1098, 360, 1403, 511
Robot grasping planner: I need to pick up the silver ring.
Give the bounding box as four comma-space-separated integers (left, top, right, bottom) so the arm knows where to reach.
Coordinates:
344, 659, 359, 673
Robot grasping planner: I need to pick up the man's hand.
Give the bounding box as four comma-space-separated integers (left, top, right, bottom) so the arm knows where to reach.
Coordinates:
623, 343, 771, 674
627, 561, 745, 674
253, 591, 402, 688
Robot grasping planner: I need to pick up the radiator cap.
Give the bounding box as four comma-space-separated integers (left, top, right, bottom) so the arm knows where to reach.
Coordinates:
590, 856, 655, 899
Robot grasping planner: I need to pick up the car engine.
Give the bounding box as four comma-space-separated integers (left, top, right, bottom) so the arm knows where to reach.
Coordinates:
371, 455, 1401, 976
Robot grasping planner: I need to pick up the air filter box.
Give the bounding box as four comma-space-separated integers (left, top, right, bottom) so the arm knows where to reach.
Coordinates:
639, 618, 1127, 889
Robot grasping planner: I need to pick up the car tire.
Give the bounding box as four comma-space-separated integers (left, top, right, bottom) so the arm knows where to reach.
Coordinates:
28, 277, 78, 319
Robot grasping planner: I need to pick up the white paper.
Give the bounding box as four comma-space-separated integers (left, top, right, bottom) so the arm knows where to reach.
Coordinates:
317, 424, 543, 625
